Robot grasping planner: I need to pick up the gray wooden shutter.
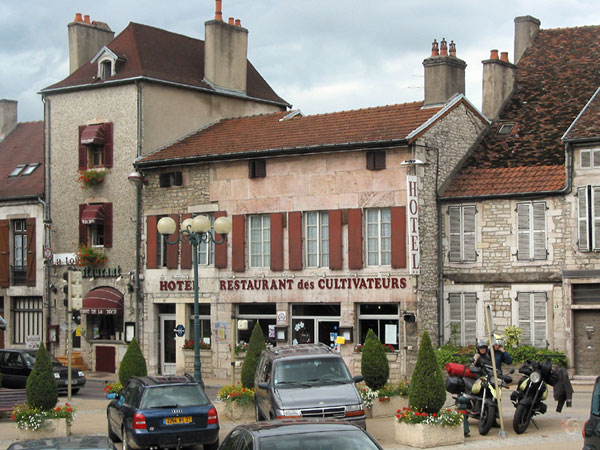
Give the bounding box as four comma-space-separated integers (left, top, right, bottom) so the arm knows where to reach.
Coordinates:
518, 292, 531, 345
593, 187, 600, 251
533, 292, 547, 348
578, 186, 590, 251
581, 150, 591, 168
449, 207, 461, 262
463, 206, 476, 262
463, 293, 477, 344
517, 203, 531, 260
532, 202, 547, 260
448, 293, 462, 342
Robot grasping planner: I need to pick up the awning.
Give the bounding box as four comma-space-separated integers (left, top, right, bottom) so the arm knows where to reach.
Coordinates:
81, 204, 104, 225
80, 124, 105, 145
81, 287, 123, 315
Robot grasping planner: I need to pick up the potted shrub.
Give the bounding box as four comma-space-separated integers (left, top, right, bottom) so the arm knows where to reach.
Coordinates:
118, 338, 147, 386
361, 329, 390, 391
216, 384, 255, 421
360, 382, 409, 418
240, 323, 266, 388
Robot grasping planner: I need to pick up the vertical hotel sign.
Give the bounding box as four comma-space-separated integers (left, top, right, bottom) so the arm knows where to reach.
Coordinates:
407, 175, 420, 275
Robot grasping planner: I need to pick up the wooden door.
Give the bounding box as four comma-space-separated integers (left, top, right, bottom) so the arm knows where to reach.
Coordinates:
95, 345, 116, 373
574, 310, 600, 375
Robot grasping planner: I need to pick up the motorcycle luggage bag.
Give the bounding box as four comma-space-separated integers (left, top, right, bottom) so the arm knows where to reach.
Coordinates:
445, 363, 477, 379
445, 375, 465, 394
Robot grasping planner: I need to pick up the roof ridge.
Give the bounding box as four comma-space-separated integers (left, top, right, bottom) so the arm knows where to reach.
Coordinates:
128, 21, 203, 43
541, 24, 600, 32
299, 101, 425, 120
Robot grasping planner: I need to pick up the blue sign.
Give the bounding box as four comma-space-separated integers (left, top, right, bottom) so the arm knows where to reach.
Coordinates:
174, 324, 185, 337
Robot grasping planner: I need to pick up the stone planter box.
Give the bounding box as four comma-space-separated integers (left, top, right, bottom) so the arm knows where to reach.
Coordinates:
368, 396, 409, 418
17, 418, 71, 440
223, 402, 255, 422
394, 420, 463, 448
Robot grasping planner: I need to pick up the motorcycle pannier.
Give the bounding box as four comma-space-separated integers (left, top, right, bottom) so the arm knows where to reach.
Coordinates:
445, 363, 477, 379
445, 375, 465, 394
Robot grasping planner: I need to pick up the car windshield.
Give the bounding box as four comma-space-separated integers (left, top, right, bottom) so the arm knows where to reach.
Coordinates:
259, 430, 380, 450
273, 357, 352, 386
24, 352, 62, 366
140, 384, 210, 408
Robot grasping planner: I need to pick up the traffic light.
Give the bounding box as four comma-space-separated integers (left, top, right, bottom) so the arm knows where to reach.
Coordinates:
68, 270, 83, 310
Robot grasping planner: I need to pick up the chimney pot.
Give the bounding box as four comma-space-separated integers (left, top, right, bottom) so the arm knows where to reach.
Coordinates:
215, 0, 223, 21
440, 38, 448, 56
235, 19, 241, 27
84, 15, 90, 24
228, 17, 235, 25
490, 49, 499, 59
500, 51, 509, 62
431, 39, 439, 57
74, 13, 83, 22
449, 40, 456, 57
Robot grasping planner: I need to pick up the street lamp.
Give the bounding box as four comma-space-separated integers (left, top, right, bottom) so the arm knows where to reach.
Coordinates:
157, 214, 232, 388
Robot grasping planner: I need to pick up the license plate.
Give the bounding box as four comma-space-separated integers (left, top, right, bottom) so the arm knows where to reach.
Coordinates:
71, 380, 78, 385
164, 416, 192, 425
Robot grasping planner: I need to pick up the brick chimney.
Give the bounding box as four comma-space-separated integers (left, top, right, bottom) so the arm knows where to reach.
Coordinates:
482, 49, 516, 119
514, 16, 540, 64
68, 13, 114, 74
204, 0, 248, 93
0, 99, 18, 142
423, 38, 467, 107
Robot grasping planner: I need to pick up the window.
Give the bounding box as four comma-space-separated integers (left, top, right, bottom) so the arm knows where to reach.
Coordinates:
12, 297, 43, 344
448, 205, 476, 262
249, 214, 270, 268
156, 215, 169, 268
9, 165, 26, 177
89, 146, 104, 167
580, 148, 600, 169
89, 314, 123, 340
236, 304, 276, 345
21, 163, 39, 176
517, 292, 547, 348
497, 123, 515, 135
80, 203, 112, 248
577, 185, 600, 251
159, 172, 183, 188
79, 123, 113, 170
12, 220, 27, 284
305, 211, 329, 268
357, 304, 399, 349
100, 60, 112, 80
366, 208, 391, 266
187, 304, 211, 345
197, 214, 215, 266
291, 304, 340, 346
366, 151, 386, 170
517, 201, 547, 260
249, 160, 266, 179
448, 292, 477, 346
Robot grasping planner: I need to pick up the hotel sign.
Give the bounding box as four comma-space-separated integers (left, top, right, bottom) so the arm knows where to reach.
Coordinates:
407, 175, 420, 275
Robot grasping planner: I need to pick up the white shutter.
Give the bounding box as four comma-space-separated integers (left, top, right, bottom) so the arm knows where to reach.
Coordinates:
463, 206, 476, 262
594, 149, 600, 168
517, 203, 531, 260
449, 207, 461, 262
581, 149, 591, 168
532, 202, 547, 260
533, 293, 547, 348
463, 293, 477, 345
593, 187, 600, 251
578, 187, 590, 251
518, 292, 531, 345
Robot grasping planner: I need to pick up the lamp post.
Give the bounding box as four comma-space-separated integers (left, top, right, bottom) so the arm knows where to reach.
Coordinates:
157, 214, 232, 388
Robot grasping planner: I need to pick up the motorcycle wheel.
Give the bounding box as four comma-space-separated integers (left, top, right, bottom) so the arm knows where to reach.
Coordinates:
478, 404, 496, 435
513, 403, 532, 434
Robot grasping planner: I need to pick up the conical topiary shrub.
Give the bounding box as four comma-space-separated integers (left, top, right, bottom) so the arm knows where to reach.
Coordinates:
26, 344, 58, 410
408, 330, 446, 414
361, 329, 389, 390
241, 322, 266, 388
118, 337, 147, 386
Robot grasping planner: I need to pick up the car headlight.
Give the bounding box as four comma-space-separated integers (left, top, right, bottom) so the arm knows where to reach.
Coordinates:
530, 371, 542, 384
54, 373, 60, 379
275, 409, 302, 419
78, 371, 85, 377
345, 403, 365, 417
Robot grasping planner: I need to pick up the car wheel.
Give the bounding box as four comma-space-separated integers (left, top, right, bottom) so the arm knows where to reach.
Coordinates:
204, 440, 219, 450
122, 426, 130, 450
107, 415, 120, 442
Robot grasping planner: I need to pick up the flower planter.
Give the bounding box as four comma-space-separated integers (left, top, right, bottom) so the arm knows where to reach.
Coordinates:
370, 396, 409, 418
223, 402, 255, 421
17, 418, 71, 440
394, 421, 463, 448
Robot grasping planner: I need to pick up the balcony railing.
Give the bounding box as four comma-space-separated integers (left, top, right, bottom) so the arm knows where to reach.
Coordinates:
10, 265, 27, 285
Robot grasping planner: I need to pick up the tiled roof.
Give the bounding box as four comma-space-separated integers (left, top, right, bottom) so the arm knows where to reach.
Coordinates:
138, 101, 442, 164
443, 25, 600, 198
42, 22, 287, 106
563, 86, 600, 142
0, 122, 44, 199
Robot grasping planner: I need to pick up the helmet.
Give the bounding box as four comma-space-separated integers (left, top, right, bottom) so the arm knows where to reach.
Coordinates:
495, 338, 504, 347
476, 338, 488, 349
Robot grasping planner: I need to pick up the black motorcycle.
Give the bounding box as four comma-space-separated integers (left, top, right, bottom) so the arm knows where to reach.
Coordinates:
510, 359, 556, 434
445, 362, 513, 435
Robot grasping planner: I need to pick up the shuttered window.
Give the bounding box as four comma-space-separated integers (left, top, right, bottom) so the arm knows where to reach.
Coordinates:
366, 208, 391, 266
12, 297, 43, 344
577, 185, 600, 252
448, 292, 477, 346
518, 292, 547, 348
249, 215, 270, 268
305, 211, 329, 268
448, 205, 476, 262
517, 202, 547, 260
580, 148, 600, 169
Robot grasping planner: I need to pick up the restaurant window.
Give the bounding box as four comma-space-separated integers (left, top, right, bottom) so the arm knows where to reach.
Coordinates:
249, 214, 270, 268
291, 304, 340, 347
12, 297, 43, 344
366, 208, 391, 266
357, 304, 399, 350
236, 304, 276, 346
305, 211, 329, 268
187, 304, 211, 345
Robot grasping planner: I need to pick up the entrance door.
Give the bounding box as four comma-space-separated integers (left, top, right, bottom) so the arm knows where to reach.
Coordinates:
318, 320, 339, 348
574, 310, 600, 375
160, 314, 176, 375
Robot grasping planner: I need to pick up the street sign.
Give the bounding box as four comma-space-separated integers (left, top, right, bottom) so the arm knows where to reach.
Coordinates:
174, 324, 185, 337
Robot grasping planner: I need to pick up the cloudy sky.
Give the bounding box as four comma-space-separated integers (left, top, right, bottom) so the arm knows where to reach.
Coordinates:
2, 0, 600, 123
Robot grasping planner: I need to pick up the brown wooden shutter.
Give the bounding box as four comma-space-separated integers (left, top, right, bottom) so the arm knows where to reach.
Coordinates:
78, 125, 87, 170
180, 213, 192, 269
146, 216, 158, 269
348, 209, 363, 270
270, 213, 284, 271
214, 211, 228, 269
329, 210, 343, 270
103, 203, 113, 248
26, 218, 36, 286
79, 204, 87, 245
391, 206, 407, 268
103, 122, 113, 168
232, 215, 246, 272
288, 211, 303, 270
166, 214, 179, 269
0, 220, 9, 287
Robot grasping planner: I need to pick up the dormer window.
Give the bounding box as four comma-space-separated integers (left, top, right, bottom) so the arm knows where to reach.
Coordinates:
100, 61, 112, 80
92, 47, 118, 81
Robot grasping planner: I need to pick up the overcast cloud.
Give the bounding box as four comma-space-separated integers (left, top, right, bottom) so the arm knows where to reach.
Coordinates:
2, 0, 600, 122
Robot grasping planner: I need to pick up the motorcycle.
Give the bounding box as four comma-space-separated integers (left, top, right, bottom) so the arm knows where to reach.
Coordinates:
445, 362, 513, 435
510, 359, 556, 434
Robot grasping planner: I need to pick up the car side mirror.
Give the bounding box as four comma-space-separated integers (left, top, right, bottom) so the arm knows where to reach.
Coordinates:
257, 382, 269, 390
118, 395, 125, 406
353, 375, 364, 383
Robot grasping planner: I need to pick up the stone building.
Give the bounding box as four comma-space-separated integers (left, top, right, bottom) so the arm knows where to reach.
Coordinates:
440, 16, 600, 377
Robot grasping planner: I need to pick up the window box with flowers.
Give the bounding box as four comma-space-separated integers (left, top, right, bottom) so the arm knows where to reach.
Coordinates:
13, 403, 75, 440
78, 169, 105, 189
360, 383, 409, 418
77, 245, 108, 268
182, 340, 211, 350
354, 343, 396, 353
216, 384, 255, 421
394, 407, 464, 447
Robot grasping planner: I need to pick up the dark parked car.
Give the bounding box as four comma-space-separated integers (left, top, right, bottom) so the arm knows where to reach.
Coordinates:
0, 349, 86, 393
254, 344, 366, 429
218, 419, 383, 450
107, 375, 219, 450
583, 376, 600, 450
7, 435, 116, 450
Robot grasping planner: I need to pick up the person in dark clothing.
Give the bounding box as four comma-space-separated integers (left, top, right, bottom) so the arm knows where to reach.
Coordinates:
553, 367, 573, 412
474, 338, 512, 371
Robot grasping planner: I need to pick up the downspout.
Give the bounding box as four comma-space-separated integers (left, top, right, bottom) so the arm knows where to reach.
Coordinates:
135, 81, 142, 340
42, 95, 52, 351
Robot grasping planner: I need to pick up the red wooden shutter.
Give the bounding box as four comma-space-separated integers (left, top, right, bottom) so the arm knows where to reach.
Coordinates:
146, 216, 158, 269
348, 209, 363, 270
288, 212, 302, 271
0, 220, 9, 287
26, 218, 36, 286
180, 213, 192, 269
78, 125, 87, 170
329, 210, 343, 270
391, 206, 407, 269
79, 204, 87, 245
103, 122, 113, 168
232, 215, 246, 272
166, 214, 179, 269
270, 213, 284, 271
214, 211, 228, 269
103, 203, 113, 248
